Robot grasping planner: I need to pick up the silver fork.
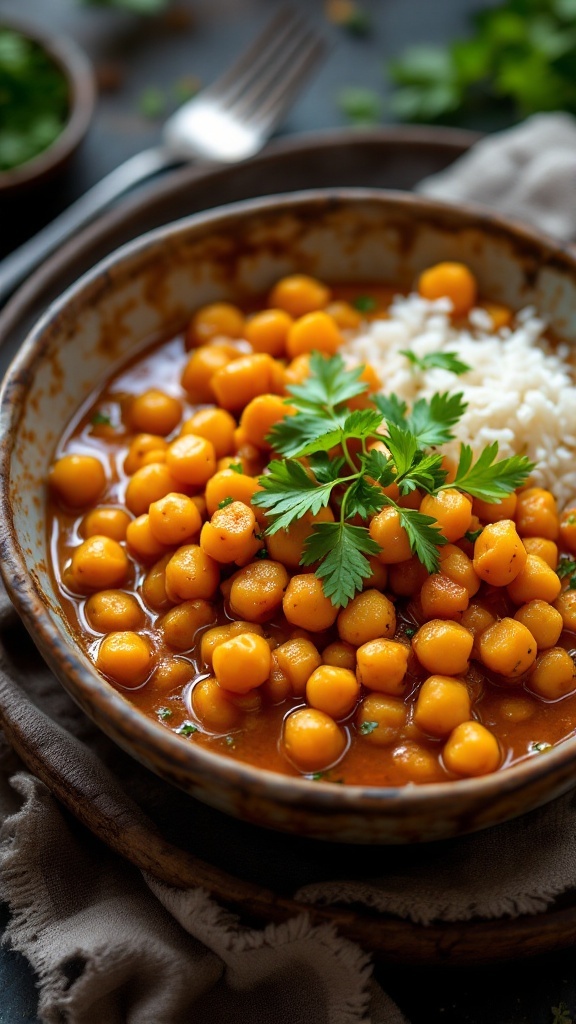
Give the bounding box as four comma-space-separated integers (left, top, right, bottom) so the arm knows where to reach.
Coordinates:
0, 6, 327, 305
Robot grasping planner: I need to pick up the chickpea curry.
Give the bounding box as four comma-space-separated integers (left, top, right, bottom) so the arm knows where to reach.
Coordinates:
47, 263, 576, 786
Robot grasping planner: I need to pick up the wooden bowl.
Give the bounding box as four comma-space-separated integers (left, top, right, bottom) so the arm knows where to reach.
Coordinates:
0, 15, 95, 193
2, 188, 576, 844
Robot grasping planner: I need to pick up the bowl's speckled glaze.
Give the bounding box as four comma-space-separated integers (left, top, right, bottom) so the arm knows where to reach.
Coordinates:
3, 188, 576, 844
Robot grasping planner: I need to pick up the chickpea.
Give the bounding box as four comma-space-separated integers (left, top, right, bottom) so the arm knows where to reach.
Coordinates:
165, 544, 220, 601
266, 507, 335, 568
337, 589, 396, 647
96, 631, 153, 688
127, 389, 182, 436
414, 675, 472, 737
499, 696, 535, 723
506, 554, 562, 605
268, 274, 331, 318
322, 640, 357, 671
324, 300, 362, 330
522, 536, 558, 569
559, 507, 576, 553
283, 353, 311, 388
125, 463, 180, 517
211, 353, 277, 412
229, 560, 290, 622
420, 573, 469, 620
283, 708, 346, 773
283, 574, 339, 632
412, 619, 473, 676
49, 454, 106, 508
472, 492, 517, 524
391, 742, 440, 783
70, 536, 129, 591
126, 514, 169, 561
515, 487, 559, 541
554, 588, 576, 631
368, 507, 412, 563
81, 507, 131, 542
148, 492, 202, 546
166, 434, 216, 488
239, 394, 291, 450
306, 665, 361, 719
363, 555, 388, 592
286, 311, 343, 359
356, 694, 407, 746
212, 632, 271, 693
274, 638, 322, 696
180, 407, 236, 460
158, 599, 215, 650
439, 544, 480, 597
152, 657, 195, 691
419, 489, 472, 543
477, 617, 537, 677
482, 302, 513, 330
124, 434, 168, 475
187, 301, 245, 347
201, 625, 232, 670
205, 469, 262, 518
85, 590, 144, 633
443, 721, 501, 777
472, 519, 527, 586
181, 345, 236, 403
192, 676, 241, 732
460, 601, 496, 640
200, 502, 258, 565
262, 654, 292, 705
528, 648, 576, 700
387, 556, 429, 597
141, 553, 174, 611
244, 308, 293, 357
514, 600, 563, 649
355, 638, 408, 695
417, 261, 477, 317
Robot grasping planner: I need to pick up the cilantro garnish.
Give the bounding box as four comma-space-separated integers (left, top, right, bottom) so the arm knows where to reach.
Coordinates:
359, 720, 379, 736
531, 741, 552, 754
218, 496, 234, 509
253, 352, 534, 608
404, 626, 417, 639
465, 528, 483, 543
91, 410, 112, 427
400, 349, 471, 376
552, 1002, 573, 1024
352, 295, 378, 313
177, 721, 197, 737
229, 462, 244, 474
157, 706, 172, 720
557, 557, 576, 581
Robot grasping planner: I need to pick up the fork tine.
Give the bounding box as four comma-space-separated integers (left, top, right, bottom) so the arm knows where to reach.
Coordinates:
208, 10, 322, 112
202, 6, 304, 102
247, 36, 328, 135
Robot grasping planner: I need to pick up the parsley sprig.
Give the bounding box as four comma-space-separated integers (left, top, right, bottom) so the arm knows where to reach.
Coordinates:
253, 353, 534, 608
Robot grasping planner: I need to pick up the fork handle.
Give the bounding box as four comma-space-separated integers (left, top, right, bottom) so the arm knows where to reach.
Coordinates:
0, 146, 186, 308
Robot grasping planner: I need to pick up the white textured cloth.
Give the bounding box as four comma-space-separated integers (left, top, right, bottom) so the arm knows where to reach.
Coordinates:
3, 113, 576, 1024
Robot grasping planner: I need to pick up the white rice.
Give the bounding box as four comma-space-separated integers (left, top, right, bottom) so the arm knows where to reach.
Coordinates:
342, 293, 576, 511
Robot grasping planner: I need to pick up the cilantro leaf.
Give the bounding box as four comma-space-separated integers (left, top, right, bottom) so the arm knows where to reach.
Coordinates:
352, 295, 378, 312
406, 392, 468, 446
383, 422, 419, 478
373, 393, 408, 430
307, 451, 347, 483
397, 450, 447, 495
287, 352, 368, 411
253, 459, 339, 532
362, 448, 396, 489
446, 443, 535, 502
558, 557, 576, 580
301, 522, 381, 607
345, 477, 387, 520
267, 412, 331, 458
397, 508, 447, 573
359, 720, 379, 735
400, 349, 471, 375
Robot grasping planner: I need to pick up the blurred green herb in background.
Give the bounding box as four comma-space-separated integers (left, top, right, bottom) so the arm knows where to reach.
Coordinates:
80, 0, 169, 12
340, 0, 576, 126
0, 29, 69, 171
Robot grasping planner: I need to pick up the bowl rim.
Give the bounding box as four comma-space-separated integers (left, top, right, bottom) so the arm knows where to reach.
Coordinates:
0, 14, 96, 191
3, 184, 576, 817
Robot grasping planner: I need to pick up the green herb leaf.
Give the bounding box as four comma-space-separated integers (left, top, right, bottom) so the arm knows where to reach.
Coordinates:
352, 295, 378, 312
374, 391, 467, 447
301, 521, 381, 607
253, 459, 339, 532
359, 720, 379, 735
465, 527, 483, 543
338, 86, 382, 125
362, 448, 396, 489
177, 721, 197, 736
345, 476, 387, 519
288, 352, 368, 411
404, 626, 417, 638
531, 740, 552, 754
91, 410, 112, 427
229, 462, 244, 474
217, 496, 234, 509
557, 557, 576, 579
157, 706, 172, 720
267, 412, 334, 458
400, 349, 472, 376
396, 508, 447, 573
446, 442, 535, 502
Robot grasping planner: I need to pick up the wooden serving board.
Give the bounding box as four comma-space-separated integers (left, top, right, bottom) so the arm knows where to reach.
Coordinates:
5, 126, 574, 967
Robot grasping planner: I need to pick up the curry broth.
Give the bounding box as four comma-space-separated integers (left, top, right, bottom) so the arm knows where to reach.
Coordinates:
46, 281, 576, 787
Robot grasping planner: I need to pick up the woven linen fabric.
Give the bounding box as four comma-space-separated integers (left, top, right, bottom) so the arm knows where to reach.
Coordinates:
2, 111, 576, 1024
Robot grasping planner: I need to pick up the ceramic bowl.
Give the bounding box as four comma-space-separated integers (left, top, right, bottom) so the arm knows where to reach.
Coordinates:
0, 16, 95, 194
3, 188, 576, 845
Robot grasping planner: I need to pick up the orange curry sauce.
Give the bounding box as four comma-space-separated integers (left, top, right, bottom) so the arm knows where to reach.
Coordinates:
46, 283, 576, 786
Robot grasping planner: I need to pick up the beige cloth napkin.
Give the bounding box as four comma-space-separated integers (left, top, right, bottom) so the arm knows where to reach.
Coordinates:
2, 112, 576, 1024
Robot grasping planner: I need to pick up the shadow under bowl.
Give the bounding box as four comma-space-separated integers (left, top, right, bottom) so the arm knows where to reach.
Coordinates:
2, 187, 576, 844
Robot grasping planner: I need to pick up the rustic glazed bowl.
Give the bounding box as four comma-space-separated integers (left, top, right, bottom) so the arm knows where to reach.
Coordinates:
0, 15, 95, 194
2, 189, 576, 845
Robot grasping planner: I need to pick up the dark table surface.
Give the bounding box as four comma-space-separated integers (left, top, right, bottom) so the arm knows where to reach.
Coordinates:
1, 2, 576, 1023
